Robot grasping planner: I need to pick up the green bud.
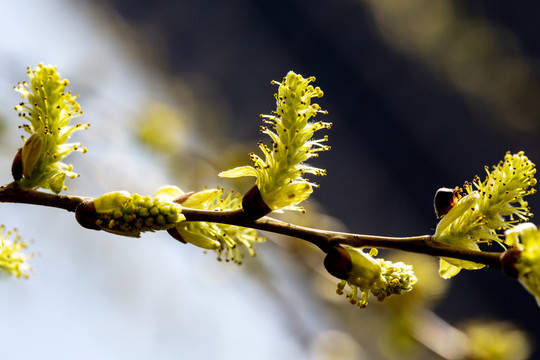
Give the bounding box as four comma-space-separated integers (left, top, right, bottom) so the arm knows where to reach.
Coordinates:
167, 227, 187, 244
21, 133, 43, 178
11, 148, 23, 181
241, 185, 272, 221
345, 247, 387, 290
48, 172, 66, 195
75, 199, 101, 231
323, 246, 353, 280
138, 208, 149, 217
92, 190, 185, 237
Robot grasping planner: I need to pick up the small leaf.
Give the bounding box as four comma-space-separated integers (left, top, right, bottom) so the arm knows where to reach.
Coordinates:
153, 185, 184, 202
49, 173, 66, 194
439, 258, 462, 279
176, 225, 221, 250
218, 166, 258, 178
442, 256, 485, 271
94, 191, 130, 213
182, 188, 223, 208
262, 182, 313, 210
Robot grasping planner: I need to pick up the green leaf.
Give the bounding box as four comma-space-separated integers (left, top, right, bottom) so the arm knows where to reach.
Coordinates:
439, 258, 462, 279
48, 172, 66, 194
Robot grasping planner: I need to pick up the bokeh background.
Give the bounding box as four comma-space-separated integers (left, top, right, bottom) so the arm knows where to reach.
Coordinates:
0, 0, 539, 359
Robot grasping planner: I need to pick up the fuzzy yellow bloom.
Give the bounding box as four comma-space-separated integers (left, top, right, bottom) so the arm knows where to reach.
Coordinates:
13, 64, 89, 193
505, 223, 540, 306
157, 186, 265, 264
0, 225, 34, 278
325, 247, 416, 308
85, 190, 186, 237
220, 71, 331, 213
434, 152, 536, 278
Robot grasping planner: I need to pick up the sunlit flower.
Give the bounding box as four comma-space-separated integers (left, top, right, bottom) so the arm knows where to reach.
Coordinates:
76, 190, 185, 237
219, 71, 331, 215
158, 186, 266, 264
13, 63, 89, 193
434, 152, 536, 278
325, 247, 416, 308
370, 258, 417, 302
0, 225, 34, 278
505, 222, 540, 306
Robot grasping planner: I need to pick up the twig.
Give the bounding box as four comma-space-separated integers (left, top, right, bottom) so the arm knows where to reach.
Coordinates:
0, 182, 503, 269
0, 182, 89, 212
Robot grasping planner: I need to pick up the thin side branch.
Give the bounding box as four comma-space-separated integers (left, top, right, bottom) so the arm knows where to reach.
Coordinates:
0, 182, 503, 269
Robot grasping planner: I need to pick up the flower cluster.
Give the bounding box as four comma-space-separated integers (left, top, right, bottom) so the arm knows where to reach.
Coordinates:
76, 190, 185, 237
13, 64, 89, 194
324, 246, 416, 308
160, 186, 266, 264
370, 258, 417, 301
434, 152, 536, 278
460, 320, 531, 360
505, 223, 540, 306
220, 71, 331, 216
0, 226, 34, 278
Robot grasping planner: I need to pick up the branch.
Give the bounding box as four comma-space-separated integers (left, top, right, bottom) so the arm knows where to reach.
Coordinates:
0, 182, 89, 212
0, 182, 503, 269
180, 207, 502, 269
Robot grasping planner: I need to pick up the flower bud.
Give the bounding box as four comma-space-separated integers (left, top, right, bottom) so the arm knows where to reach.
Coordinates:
331, 247, 417, 308
167, 227, 187, 243
11, 148, 23, 181
48, 173, 66, 195
91, 191, 185, 237
21, 133, 43, 178
500, 247, 522, 279
75, 199, 101, 231
242, 185, 272, 221
345, 247, 387, 290
323, 246, 353, 280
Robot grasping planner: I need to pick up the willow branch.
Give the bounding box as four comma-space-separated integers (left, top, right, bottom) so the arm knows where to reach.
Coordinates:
0, 182, 89, 212
0, 182, 503, 269
180, 207, 502, 269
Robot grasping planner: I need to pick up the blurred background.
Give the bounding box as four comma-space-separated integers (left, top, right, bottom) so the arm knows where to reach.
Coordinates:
0, 0, 539, 359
